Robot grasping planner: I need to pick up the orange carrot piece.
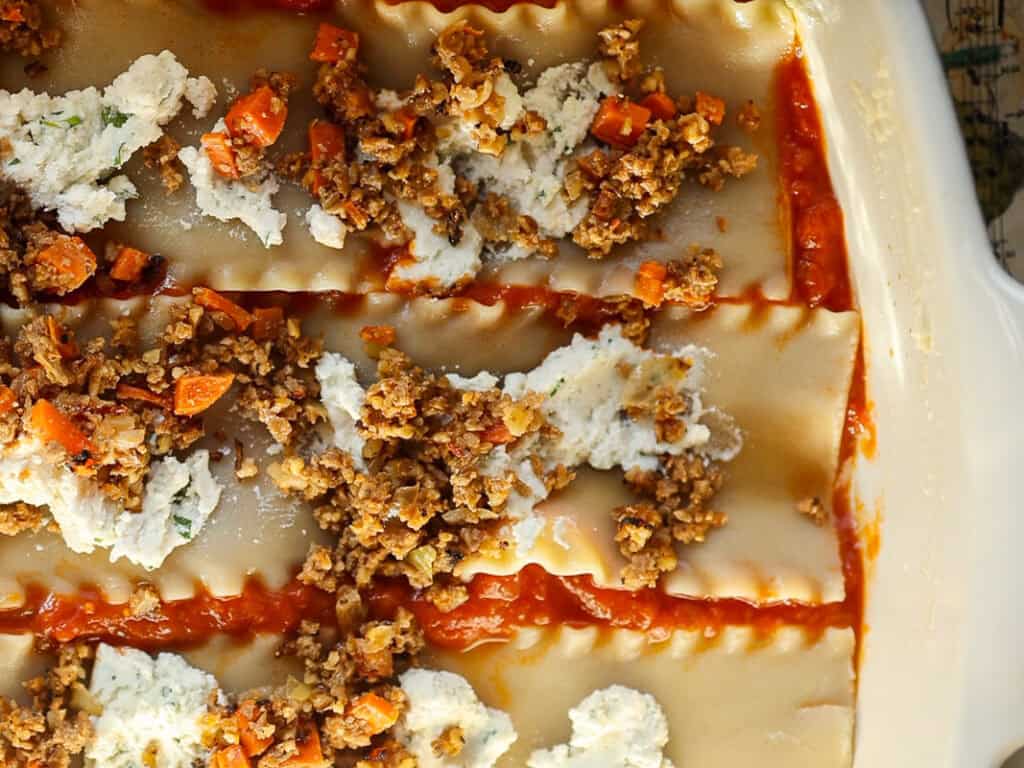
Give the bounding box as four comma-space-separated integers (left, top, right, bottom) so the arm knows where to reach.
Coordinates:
173, 373, 235, 417
116, 383, 170, 410
590, 97, 652, 148
348, 693, 400, 734
640, 92, 677, 121
695, 91, 726, 126
281, 724, 325, 767
0, 386, 17, 416
34, 236, 96, 292
109, 246, 150, 282
309, 23, 359, 63
211, 745, 252, 768
359, 324, 395, 346
395, 108, 418, 140
236, 701, 274, 757
251, 306, 284, 340
308, 120, 346, 165
226, 86, 287, 148
480, 423, 513, 444
634, 260, 667, 307
29, 400, 95, 460
2, 5, 25, 22
45, 316, 78, 359
202, 132, 239, 180
193, 287, 254, 332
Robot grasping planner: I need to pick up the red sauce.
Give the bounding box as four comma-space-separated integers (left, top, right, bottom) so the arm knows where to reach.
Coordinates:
777, 50, 853, 313
384, 0, 554, 11
0, 578, 334, 650
201, 0, 331, 13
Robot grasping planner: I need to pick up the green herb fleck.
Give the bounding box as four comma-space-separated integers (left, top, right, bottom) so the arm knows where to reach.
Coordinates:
39, 119, 62, 129
65, 115, 82, 127
113, 142, 127, 166
173, 514, 192, 539
550, 377, 566, 396
101, 106, 130, 128
8, 158, 19, 166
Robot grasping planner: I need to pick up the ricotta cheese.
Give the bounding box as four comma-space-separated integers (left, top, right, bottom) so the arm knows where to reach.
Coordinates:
523, 62, 615, 156
0, 51, 215, 232
316, 352, 368, 470
527, 685, 674, 768
503, 325, 715, 472
306, 204, 347, 249
0, 437, 118, 553
179, 119, 286, 247
445, 371, 500, 392
394, 200, 483, 288
110, 450, 223, 570
87, 644, 220, 768
396, 668, 517, 768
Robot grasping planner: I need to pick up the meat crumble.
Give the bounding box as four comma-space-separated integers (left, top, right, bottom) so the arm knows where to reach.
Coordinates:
0, 0, 59, 59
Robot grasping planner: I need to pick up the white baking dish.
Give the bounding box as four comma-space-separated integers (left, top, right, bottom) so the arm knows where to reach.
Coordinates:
794, 2, 1024, 765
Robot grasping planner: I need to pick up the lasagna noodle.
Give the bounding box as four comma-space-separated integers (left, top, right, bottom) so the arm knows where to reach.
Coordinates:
0, 295, 571, 607
1, 0, 793, 297
428, 625, 855, 768
459, 303, 860, 603
0, 625, 853, 768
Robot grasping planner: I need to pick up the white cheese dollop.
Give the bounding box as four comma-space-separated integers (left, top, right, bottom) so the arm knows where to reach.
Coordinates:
396, 668, 517, 768
316, 352, 367, 470
110, 450, 222, 571
445, 372, 500, 392
503, 325, 715, 473
0, 437, 118, 553
87, 644, 220, 768
527, 685, 675, 768
393, 200, 483, 289
178, 119, 286, 247
0, 51, 215, 232
306, 204, 347, 249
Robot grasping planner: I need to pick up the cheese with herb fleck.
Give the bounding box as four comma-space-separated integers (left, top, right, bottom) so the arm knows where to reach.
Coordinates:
397, 668, 517, 768
111, 450, 223, 570
179, 119, 287, 247
393, 200, 483, 288
0, 51, 215, 232
87, 644, 220, 768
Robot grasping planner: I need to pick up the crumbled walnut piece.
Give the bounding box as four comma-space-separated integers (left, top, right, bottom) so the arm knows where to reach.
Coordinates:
796, 496, 828, 526
143, 135, 185, 193
737, 100, 762, 133
0, 502, 46, 536
662, 247, 722, 308
597, 19, 645, 82
432, 725, 466, 758
0, 0, 60, 59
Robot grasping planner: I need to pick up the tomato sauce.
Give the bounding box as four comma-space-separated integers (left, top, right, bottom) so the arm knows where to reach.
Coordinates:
777, 50, 853, 313
201, 0, 332, 13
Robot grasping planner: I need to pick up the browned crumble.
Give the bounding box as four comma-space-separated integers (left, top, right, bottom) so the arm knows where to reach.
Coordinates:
662, 247, 722, 308
0, 0, 59, 59
613, 452, 726, 589
737, 99, 762, 133
432, 724, 466, 757
0, 643, 93, 768
143, 134, 185, 193
796, 496, 828, 526
0, 502, 46, 536
597, 19, 645, 82
128, 582, 161, 617
716, 215, 728, 233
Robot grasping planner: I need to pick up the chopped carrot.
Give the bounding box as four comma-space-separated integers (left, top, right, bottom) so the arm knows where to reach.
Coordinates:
695, 91, 726, 126
308, 120, 346, 165
359, 325, 395, 346
634, 260, 667, 307
211, 745, 251, 768
45, 316, 78, 359
226, 86, 287, 148
251, 306, 284, 340
590, 97, 652, 148
480, 423, 513, 444
34, 236, 96, 292
1, 5, 25, 22
29, 400, 95, 461
109, 246, 150, 282
310, 23, 359, 63
202, 132, 239, 180
193, 287, 254, 332
173, 373, 235, 417
116, 383, 170, 410
281, 724, 325, 767
640, 92, 677, 121
348, 693, 400, 734
0, 386, 17, 416
236, 701, 274, 757
394, 108, 418, 140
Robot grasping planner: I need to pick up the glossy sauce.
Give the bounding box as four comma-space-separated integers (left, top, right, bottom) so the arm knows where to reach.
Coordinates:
777, 50, 853, 312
